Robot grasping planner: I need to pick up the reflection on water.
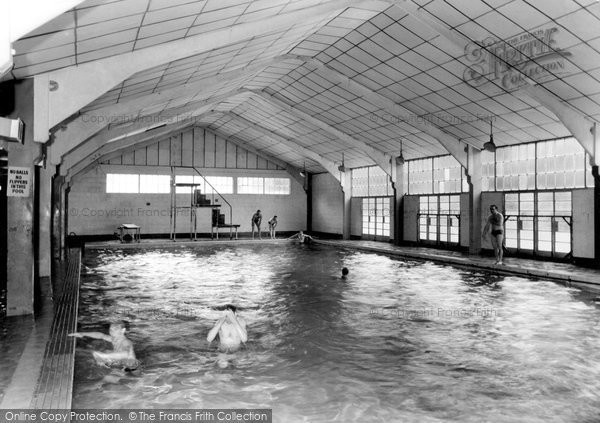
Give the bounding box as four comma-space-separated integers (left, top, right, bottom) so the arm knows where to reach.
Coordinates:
74, 244, 600, 421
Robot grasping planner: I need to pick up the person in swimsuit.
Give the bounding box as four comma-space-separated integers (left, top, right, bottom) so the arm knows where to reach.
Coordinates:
68, 322, 139, 370
267, 216, 278, 239
482, 204, 504, 265
207, 305, 248, 353
288, 231, 313, 244
251, 210, 262, 239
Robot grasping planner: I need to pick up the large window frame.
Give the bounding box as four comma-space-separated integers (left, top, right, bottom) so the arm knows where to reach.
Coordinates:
361, 197, 391, 239
503, 190, 572, 259
417, 194, 461, 246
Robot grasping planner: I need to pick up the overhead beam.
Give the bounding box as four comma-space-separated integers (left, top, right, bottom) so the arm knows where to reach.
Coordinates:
50, 55, 303, 157
523, 85, 597, 164
295, 55, 470, 168
223, 111, 343, 182
251, 90, 395, 180
389, 0, 600, 163
55, 89, 246, 168
65, 120, 194, 179
223, 134, 306, 188
33, 0, 360, 142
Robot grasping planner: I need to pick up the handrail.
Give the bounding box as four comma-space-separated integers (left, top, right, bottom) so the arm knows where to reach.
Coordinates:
192, 167, 233, 228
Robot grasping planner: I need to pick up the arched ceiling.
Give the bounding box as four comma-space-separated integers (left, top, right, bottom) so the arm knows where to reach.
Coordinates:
4, 0, 600, 177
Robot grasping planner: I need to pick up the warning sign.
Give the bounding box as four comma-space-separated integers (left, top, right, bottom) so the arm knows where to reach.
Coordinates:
7, 166, 31, 197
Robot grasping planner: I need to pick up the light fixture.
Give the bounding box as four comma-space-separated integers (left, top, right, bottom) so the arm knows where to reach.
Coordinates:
483, 120, 497, 152
299, 161, 306, 177
338, 153, 346, 172
395, 139, 405, 165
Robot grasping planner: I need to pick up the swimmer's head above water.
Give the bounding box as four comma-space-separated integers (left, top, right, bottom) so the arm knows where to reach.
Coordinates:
108, 321, 127, 337
342, 267, 349, 277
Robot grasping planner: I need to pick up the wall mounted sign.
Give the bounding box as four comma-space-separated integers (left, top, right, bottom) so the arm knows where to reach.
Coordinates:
7, 166, 31, 197
463, 27, 571, 90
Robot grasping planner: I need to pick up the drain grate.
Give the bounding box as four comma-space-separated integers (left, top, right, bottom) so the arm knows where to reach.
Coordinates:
30, 248, 81, 409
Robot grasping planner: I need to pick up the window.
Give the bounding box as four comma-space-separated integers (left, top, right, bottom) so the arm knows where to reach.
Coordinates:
361, 197, 391, 238
496, 143, 536, 191
485, 137, 594, 192
238, 177, 264, 194
106, 174, 139, 193
433, 155, 467, 193
139, 175, 170, 193
237, 177, 291, 194
175, 175, 200, 194
351, 166, 392, 197
418, 194, 460, 244
503, 191, 572, 257
408, 158, 433, 194
407, 155, 467, 195
205, 176, 233, 194
481, 150, 495, 191
537, 138, 586, 189
264, 178, 290, 195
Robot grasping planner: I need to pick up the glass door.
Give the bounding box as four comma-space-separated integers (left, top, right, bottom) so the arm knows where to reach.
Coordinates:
362, 197, 391, 240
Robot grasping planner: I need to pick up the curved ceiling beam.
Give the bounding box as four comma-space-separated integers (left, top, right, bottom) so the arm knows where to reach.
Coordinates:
250, 90, 395, 180
223, 111, 343, 183
388, 0, 599, 165
208, 131, 306, 189
50, 55, 304, 160
33, 0, 363, 142
65, 120, 194, 179
293, 55, 469, 168
56, 89, 247, 169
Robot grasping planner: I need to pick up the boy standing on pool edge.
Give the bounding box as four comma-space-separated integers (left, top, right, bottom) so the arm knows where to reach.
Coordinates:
482, 204, 504, 265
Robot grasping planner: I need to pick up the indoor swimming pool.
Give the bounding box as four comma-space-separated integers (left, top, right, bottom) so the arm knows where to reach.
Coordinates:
74, 243, 600, 421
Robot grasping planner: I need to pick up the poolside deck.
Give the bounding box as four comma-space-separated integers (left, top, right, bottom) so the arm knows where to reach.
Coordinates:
0, 249, 80, 409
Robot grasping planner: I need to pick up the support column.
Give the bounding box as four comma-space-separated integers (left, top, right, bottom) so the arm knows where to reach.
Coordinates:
2, 79, 42, 316
51, 173, 65, 262
467, 146, 482, 255
38, 164, 53, 278
393, 160, 405, 245
306, 174, 312, 233
341, 171, 351, 240
593, 165, 600, 266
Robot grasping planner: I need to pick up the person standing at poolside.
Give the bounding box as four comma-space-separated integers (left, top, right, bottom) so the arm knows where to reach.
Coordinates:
251, 210, 262, 239
267, 215, 278, 239
207, 305, 248, 353
482, 204, 504, 265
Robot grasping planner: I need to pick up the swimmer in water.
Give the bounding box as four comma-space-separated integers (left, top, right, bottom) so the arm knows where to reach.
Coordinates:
288, 231, 313, 244
207, 305, 248, 353
68, 322, 139, 370
341, 267, 349, 279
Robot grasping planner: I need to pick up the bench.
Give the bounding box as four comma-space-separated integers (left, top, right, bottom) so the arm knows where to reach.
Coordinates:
212, 224, 240, 240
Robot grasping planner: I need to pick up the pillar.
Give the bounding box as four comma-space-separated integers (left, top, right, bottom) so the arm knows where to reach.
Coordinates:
341, 171, 351, 240
1, 79, 43, 316
393, 159, 405, 245
593, 165, 600, 266
467, 146, 482, 255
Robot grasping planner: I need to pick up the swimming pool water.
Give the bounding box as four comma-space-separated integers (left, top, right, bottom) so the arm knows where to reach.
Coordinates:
73, 243, 600, 421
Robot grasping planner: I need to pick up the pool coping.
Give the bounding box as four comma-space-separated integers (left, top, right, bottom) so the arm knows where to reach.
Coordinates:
314, 240, 600, 290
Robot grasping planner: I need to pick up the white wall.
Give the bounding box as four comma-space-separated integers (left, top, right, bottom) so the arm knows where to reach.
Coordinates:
572, 188, 594, 259
311, 173, 343, 235
403, 195, 419, 242
68, 165, 306, 236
